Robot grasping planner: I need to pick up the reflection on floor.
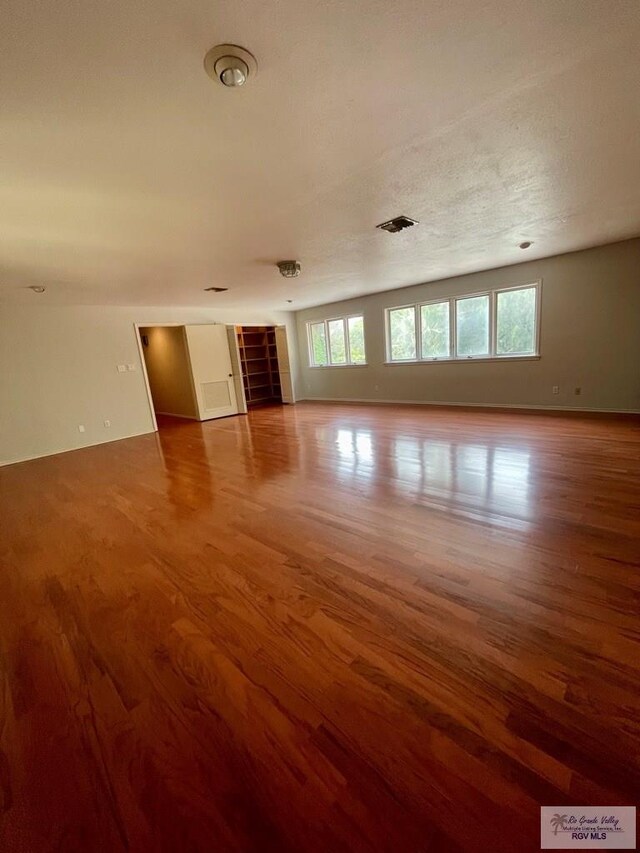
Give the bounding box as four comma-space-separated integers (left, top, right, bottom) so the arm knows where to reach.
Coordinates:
1, 402, 639, 852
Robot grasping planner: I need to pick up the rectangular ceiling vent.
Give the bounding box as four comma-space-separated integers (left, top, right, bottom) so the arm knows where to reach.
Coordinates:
204, 287, 228, 292
376, 215, 418, 234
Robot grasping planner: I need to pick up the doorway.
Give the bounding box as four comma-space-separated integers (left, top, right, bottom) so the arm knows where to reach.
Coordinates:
137, 323, 240, 428
233, 325, 294, 408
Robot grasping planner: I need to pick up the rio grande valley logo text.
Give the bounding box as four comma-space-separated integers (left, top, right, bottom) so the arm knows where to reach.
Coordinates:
540, 806, 636, 849
550, 813, 620, 840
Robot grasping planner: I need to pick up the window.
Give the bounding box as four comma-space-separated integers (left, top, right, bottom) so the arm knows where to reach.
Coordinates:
496, 286, 537, 355
421, 301, 450, 359
309, 322, 328, 366
388, 307, 416, 360
307, 315, 366, 366
328, 319, 347, 364
347, 315, 366, 363
456, 295, 489, 357
386, 283, 540, 363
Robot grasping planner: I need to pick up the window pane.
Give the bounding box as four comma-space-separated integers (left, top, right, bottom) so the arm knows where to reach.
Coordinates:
456, 295, 489, 356
389, 307, 416, 360
347, 315, 366, 363
328, 319, 347, 364
310, 323, 328, 365
496, 287, 537, 355
420, 302, 450, 358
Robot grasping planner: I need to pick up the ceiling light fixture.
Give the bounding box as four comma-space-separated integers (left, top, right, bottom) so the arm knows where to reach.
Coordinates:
204, 286, 228, 292
277, 260, 301, 278
519, 241, 533, 249
204, 44, 258, 88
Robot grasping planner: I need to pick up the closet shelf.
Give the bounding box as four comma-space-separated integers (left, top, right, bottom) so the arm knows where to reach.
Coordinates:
236, 325, 283, 408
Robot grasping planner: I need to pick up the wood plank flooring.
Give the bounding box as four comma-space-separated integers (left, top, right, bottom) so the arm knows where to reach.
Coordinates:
0, 402, 639, 852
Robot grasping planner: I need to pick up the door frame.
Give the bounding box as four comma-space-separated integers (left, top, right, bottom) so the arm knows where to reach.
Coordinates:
134, 322, 187, 433
232, 323, 295, 406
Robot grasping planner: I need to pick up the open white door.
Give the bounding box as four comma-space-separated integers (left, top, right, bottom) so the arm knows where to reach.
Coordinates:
275, 326, 294, 404
184, 324, 239, 420
226, 325, 247, 414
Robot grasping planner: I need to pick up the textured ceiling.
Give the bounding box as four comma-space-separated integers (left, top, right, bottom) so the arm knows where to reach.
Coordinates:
2, 0, 640, 309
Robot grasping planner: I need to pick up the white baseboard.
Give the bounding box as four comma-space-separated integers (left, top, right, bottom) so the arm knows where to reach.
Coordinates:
0, 428, 156, 468
297, 396, 640, 415
4, 399, 637, 468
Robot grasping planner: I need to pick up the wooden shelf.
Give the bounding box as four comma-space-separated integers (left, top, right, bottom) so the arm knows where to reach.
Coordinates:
236, 325, 283, 407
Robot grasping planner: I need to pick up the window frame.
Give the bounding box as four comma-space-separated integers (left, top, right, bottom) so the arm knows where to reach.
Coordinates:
454, 291, 491, 359
307, 314, 367, 368
308, 320, 329, 366
420, 297, 454, 361
385, 280, 541, 364
494, 283, 540, 357
387, 304, 419, 363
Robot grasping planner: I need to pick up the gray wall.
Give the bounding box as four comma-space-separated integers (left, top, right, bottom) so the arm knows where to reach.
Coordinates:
295, 238, 640, 412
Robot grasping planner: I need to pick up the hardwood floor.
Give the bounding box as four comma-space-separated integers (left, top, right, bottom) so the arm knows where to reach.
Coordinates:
0, 402, 638, 852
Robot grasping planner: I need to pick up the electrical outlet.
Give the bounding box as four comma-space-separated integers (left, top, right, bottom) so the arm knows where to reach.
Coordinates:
78, 425, 85, 433
104, 419, 111, 428
552, 385, 559, 395
574, 386, 582, 396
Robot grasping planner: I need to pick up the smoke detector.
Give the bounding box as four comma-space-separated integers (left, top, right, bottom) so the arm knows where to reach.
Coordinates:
277, 260, 301, 278
204, 44, 258, 88
376, 215, 418, 233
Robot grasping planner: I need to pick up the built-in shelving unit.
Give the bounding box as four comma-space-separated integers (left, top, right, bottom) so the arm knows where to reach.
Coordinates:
236, 326, 282, 407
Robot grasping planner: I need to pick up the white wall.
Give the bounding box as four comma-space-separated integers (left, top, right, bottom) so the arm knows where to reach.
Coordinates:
0, 305, 298, 465
140, 326, 197, 419
295, 238, 640, 413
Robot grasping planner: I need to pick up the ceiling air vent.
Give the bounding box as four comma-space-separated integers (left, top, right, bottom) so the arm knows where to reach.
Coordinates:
376, 215, 418, 234
204, 287, 228, 292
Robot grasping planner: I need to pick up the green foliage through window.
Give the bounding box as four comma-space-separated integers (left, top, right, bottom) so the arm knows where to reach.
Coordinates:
310, 323, 328, 365
308, 315, 366, 366
421, 302, 450, 359
456, 295, 489, 357
496, 287, 537, 354
389, 307, 416, 360
328, 320, 346, 364
387, 284, 539, 362
347, 316, 366, 363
